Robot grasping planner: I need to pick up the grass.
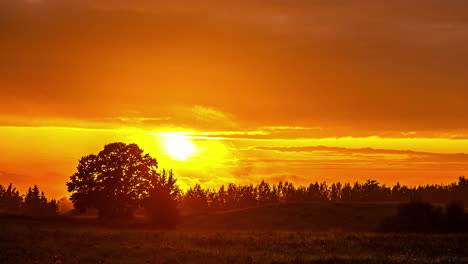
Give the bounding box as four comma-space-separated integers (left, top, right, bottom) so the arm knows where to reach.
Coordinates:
1, 222, 467, 263
0, 203, 467, 263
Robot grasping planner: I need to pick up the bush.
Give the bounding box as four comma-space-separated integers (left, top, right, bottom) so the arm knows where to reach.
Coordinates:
143, 186, 179, 229
444, 200, 467, 233
378, 200, 467, 233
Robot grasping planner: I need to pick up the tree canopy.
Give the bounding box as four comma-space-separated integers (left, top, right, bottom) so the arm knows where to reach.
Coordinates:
67, 142, 164, 219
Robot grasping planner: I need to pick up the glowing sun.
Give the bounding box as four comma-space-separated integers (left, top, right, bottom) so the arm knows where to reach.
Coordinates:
163, 133, 195, 161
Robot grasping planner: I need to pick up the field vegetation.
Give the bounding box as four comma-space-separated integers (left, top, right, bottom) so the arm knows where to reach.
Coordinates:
1, 210, 467, 264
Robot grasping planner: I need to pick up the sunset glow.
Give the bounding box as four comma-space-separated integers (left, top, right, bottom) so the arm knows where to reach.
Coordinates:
161, 132, 196, 161
0, 0, 467, 199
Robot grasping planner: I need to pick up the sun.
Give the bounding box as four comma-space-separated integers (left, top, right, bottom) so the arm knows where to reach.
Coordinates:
163, 132, 195, 161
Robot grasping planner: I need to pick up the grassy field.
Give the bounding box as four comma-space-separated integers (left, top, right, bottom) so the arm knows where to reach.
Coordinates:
1, 203, 467, 264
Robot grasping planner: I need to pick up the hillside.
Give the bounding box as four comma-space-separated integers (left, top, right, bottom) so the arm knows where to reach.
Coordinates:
180, 202, 399, 232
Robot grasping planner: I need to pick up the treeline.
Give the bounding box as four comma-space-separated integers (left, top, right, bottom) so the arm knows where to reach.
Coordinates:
178, 177, 468, 215
0, 184, 58, 217
62, 142, 468, 226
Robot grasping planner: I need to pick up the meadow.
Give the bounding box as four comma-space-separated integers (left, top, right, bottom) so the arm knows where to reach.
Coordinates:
1, 203, 467, 264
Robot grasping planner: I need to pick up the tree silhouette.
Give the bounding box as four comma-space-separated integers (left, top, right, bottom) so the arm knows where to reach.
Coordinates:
23, 185, 58, 217
67, 142, 161, 219
0, 184, 22, 213
143, 169, 180, 228
180, 184, 209, 215
257, 180, 278, 204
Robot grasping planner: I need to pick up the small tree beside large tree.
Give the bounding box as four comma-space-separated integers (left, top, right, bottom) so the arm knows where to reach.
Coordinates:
67, 142, 179, 223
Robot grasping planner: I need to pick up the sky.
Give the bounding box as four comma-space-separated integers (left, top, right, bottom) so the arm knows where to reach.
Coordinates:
1, 0, 468, 198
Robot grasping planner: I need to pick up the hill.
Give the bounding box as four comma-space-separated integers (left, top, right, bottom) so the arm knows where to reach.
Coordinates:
180, 202, 399, 232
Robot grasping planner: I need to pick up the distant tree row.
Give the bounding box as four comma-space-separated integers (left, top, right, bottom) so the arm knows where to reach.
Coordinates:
0, 184, 58, 217
178, 177, 468, 215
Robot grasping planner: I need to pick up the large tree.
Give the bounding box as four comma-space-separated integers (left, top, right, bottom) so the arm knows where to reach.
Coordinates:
67, 142, 161, 218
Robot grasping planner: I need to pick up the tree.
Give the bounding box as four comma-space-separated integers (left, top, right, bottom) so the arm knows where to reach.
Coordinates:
67, 142, 161, 219
180, 184, 209, 215
257, 180, 278, 204
143, 169, 180, 228
0, 184, 22, 213
455, 177, 468, 204
361, 179, 387, 201
330, 183, 342, 201
23, 185, 58, 217
341, 183, 352, 201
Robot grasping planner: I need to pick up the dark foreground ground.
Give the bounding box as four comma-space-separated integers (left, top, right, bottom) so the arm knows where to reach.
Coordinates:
1, 203, 467, 263
2, 219, 468, 264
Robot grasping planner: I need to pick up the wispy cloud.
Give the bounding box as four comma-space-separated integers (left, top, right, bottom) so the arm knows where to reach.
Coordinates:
191, 106, 231, 122
253, 145, 468, 163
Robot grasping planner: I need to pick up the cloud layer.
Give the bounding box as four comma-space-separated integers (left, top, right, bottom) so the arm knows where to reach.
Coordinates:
1, 0, 468, 133
1, 0, 468, 196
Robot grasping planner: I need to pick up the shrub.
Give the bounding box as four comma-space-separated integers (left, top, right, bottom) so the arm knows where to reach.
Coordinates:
378, 200, 467, 233
143, 186, 179, 229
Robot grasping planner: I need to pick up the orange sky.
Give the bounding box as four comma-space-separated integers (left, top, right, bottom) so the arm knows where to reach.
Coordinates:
1, 0, 468, 198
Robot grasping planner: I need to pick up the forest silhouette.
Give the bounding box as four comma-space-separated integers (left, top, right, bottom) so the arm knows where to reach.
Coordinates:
0, 184, 58, 217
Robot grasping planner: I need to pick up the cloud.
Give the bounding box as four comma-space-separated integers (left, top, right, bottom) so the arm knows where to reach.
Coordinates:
191, 105, 235, 125
0, 170, 27, 185
1, 0, 468, 133
253, 146, 468, 163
